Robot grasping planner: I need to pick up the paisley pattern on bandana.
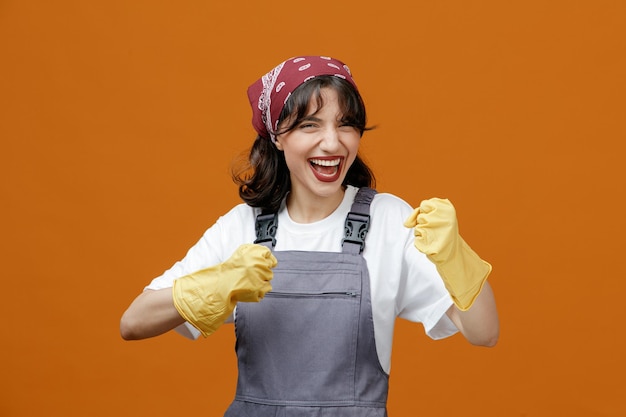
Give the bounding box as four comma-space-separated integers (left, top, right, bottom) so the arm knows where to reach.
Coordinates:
247, 56, 358, 142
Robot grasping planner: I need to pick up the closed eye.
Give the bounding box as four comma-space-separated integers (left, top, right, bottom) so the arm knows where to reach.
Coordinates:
297, 116, 322, 129
338, 120, 359, 132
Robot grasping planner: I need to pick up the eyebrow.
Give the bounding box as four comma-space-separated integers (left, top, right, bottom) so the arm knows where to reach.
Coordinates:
300, 114, 347, 123
300, 115, 322, 122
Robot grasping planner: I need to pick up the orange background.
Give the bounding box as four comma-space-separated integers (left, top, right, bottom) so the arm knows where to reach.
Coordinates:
1, 1, 625, 416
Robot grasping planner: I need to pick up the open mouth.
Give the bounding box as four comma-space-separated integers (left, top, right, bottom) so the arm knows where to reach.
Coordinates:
308, 157, 343, 182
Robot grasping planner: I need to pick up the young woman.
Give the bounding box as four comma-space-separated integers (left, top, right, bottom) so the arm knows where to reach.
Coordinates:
120, 56, 499, 417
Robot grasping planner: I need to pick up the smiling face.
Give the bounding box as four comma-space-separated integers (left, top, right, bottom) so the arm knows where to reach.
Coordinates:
275, 87, 361, 215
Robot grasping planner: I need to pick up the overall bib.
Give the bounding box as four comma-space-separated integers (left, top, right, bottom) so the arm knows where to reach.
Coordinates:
225, 188, 389, 417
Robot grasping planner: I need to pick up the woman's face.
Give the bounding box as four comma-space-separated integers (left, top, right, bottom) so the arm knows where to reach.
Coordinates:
275, 87, 361, 206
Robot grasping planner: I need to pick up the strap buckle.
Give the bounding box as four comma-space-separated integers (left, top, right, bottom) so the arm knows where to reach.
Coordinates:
342, 211, 371, 254
254, 213, 278, 248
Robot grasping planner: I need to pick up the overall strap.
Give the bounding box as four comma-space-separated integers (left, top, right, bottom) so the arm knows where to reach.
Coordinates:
342, 187, 378, 254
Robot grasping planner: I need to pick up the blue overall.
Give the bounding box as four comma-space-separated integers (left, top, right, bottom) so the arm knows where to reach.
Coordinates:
224, 188, 389, 417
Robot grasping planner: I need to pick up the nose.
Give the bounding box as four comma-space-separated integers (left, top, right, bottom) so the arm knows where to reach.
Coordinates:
319, 126, 341, 153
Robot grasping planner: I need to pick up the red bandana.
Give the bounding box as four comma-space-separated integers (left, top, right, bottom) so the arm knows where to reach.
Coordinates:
247, 56, 358, 142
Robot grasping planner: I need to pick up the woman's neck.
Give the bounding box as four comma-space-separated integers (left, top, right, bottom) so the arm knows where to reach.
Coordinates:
285, 187, 346, 224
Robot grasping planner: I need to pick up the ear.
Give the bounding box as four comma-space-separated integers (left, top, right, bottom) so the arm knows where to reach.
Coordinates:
274, 137, 283, 151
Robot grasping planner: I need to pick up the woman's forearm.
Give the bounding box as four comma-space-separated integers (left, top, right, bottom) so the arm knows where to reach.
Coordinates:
120, 288, 186, 340
446, 281, 500, 347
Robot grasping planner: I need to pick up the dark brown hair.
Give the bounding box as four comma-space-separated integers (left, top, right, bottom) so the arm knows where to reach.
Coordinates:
232, 75, 375, 213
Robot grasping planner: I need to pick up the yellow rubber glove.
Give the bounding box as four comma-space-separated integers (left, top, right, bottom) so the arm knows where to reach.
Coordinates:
172, 243, 277, 337
403, 198, 492, 311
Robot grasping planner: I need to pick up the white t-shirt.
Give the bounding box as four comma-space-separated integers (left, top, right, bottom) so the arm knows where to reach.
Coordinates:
146, 186, 458, 373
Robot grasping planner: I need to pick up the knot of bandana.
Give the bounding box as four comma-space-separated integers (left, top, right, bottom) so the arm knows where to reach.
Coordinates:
247, 56, 358, 142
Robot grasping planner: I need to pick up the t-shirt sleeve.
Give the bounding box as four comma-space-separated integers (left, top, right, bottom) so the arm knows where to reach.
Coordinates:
397, 248, 458, 339
145, 204, 256, 290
